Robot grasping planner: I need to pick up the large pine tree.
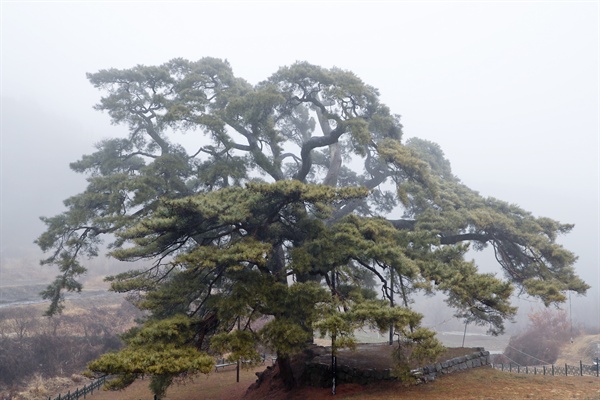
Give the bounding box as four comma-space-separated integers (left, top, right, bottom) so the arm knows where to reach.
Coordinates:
36, 58, 588, 396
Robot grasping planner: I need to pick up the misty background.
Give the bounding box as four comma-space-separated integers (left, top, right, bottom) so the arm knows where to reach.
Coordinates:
1, 2, 598, 335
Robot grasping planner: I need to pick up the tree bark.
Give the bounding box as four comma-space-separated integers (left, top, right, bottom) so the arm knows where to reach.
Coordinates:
276, 354, 296, 390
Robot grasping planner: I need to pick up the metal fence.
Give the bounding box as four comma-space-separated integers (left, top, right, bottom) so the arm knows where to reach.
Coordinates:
492, 362, 599, 377
48, 376, 106, 400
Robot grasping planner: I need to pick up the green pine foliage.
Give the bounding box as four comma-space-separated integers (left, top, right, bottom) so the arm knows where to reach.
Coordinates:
36, 59, 588, 395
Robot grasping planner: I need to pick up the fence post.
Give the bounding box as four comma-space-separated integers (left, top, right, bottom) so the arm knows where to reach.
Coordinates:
534, 367, 536, 375
580, 360, 583, 376
543, 365, 546, 375
509, 363, 512, 372
552, 364, 554, 376
565, 363, 568, 376
525, 366, 528, 374
517, 365, 520, 374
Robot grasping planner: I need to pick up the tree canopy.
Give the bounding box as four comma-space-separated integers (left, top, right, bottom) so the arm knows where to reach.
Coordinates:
36, 58, 588, 396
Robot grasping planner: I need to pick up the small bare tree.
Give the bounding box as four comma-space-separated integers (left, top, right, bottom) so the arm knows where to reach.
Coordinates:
503, 308, 574, 366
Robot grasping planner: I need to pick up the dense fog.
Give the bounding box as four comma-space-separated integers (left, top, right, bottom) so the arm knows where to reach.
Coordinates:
1, 2, 598, 332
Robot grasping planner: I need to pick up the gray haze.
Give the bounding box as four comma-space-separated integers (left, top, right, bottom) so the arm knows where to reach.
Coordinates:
1, 2, 598, 330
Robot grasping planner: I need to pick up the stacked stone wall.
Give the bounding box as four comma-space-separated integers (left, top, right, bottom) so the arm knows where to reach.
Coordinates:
418, 349, 490, 382
302, 349, 491, 387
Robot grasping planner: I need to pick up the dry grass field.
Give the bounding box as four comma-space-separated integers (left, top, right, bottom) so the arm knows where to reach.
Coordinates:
78, 365, 263, 400
65, 365, 600, 400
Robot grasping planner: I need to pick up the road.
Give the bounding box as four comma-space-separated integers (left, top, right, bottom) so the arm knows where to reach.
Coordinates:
0, 283, 122, 309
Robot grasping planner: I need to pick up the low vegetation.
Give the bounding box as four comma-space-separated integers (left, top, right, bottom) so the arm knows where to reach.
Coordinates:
502, 309, 575, 366
0, 297, 141, 399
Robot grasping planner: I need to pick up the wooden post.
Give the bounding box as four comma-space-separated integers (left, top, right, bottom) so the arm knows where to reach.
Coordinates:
331, 269, 336, 396
565, 363, 568, 376
389, 266, 394, 345
236, 317, 241, 383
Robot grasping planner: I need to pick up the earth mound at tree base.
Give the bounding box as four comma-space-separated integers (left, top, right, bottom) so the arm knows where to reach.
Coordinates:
244, 344, 481, 399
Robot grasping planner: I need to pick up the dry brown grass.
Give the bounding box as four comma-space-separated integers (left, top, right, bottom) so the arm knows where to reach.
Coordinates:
83, 365, 264, 400
59, 366, 600, 400
337, 368, 600, 400
18, 374, 77, 400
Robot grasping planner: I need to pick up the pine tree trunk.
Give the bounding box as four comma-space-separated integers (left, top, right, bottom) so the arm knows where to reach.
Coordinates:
276, 354, 296, 390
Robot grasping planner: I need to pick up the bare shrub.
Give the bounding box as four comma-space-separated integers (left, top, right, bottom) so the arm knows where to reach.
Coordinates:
489, 353, 509, 365
18, 374, 75, 400
0, 299, 141, 390
18, 374, 50, 400
0, 307, 38, 339
503, 308, 574, 366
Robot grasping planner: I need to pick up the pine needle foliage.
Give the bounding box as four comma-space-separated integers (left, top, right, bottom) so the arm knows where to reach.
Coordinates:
36, 58, 588, 394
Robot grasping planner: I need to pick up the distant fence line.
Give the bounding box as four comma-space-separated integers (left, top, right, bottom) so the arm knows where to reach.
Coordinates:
492, 362, 599, 377
48, 376, 106, 400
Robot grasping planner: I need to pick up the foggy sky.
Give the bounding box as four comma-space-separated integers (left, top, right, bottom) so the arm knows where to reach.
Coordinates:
1, 2, 598, 326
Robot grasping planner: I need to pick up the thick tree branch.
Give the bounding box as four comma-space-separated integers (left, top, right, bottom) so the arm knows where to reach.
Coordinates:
224, 119, 284, 181
294, 125, 346, 182
331, 170, 389, 221
389, 219, 417, 231
141, 115, 170, 154
439, 233, 492, 245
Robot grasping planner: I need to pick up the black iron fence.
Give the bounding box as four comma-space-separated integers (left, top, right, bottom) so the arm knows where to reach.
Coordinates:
492, 362, 599, 377
48, 376, 106, 400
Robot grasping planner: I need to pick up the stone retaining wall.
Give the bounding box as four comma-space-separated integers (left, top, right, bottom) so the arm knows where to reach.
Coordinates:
302, 348, 491, 387
418, 349, 490, 382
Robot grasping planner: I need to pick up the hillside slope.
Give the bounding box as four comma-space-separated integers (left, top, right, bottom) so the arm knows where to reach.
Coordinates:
556, 334, 600, 365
